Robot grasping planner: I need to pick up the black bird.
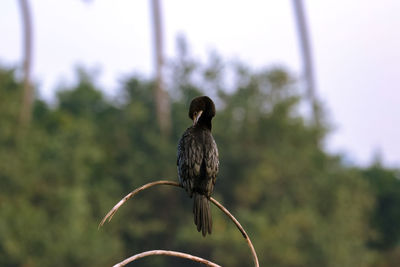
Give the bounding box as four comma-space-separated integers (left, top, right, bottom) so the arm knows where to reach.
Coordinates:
177, 96, 219, 237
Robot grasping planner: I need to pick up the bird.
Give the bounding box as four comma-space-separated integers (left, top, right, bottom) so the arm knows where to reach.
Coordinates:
177, 96, 219, 237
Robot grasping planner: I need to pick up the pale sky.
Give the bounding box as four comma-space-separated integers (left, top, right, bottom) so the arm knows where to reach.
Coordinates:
1, 0, 400, 167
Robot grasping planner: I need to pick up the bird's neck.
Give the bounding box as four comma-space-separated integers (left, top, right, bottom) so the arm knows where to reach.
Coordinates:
195, 119, 212, 131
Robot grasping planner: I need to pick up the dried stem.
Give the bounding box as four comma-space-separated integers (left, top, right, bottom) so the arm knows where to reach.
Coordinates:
209, 197, 259, 267
99, 180, 178, 227
113, 250, 221, 267
99, 180, 259, 267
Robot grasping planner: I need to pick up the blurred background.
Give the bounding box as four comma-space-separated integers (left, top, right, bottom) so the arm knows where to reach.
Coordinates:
1, 0, 400, 266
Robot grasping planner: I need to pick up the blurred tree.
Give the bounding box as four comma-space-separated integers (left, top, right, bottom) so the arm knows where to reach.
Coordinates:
0, 69, 122, 266
0, 40, 395, 266
362, 163, 400, 250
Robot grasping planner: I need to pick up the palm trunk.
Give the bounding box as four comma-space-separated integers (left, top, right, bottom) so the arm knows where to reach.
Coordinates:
18, 0, 34, 128
292, 0, 320, 127
150, 0, 171, 136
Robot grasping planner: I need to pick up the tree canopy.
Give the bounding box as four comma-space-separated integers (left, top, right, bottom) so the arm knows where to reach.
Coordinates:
0, 46, 399, 266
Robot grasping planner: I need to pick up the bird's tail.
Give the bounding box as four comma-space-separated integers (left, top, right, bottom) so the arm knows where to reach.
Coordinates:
193, 193, 212, 237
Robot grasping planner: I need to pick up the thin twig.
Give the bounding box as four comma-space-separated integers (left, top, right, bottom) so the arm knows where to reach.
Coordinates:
99, 180, 259, 267
113, 250, 221, 267
99, 180, 178, 227
209, 198, 259, 267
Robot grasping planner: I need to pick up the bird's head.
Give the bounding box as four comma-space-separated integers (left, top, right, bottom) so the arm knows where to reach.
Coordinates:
189, 96, 216, 128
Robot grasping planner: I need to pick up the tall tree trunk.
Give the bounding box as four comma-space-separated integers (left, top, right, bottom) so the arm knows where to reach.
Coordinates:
18, 0, 34, 128
150, 0, 171, 136
292, 0, 320, 127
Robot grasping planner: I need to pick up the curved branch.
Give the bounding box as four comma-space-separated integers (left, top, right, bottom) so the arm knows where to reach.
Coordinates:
99, 180, 259, 267
99, 180, 178, 227
209, 197, 259, 267
113, 250, 221, 267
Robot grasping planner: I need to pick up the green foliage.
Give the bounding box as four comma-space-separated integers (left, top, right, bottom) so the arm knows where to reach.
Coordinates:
0, 47, 397, 266
362, 163, 400, 250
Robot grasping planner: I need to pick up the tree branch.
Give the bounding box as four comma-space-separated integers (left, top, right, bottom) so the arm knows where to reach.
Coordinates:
113, 250, 221, 267
99, 180, 259, 267
99, 180, 178, 227
210, 196, 259, 267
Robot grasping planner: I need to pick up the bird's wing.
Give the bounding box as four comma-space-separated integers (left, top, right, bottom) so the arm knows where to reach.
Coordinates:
205, 135, 219, 190
177, 128, 203, 196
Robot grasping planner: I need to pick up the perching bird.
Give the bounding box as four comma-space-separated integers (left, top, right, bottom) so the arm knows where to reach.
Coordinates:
177, 96, 219, 237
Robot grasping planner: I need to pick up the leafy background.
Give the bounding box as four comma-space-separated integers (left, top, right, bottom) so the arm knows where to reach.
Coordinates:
1, 40, 400, 266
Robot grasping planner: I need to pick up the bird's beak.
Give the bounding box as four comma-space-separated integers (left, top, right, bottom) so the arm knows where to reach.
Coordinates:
193, 110, 203, 126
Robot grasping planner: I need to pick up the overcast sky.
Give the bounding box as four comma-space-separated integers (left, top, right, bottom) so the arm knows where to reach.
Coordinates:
1, 0, 399, 167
